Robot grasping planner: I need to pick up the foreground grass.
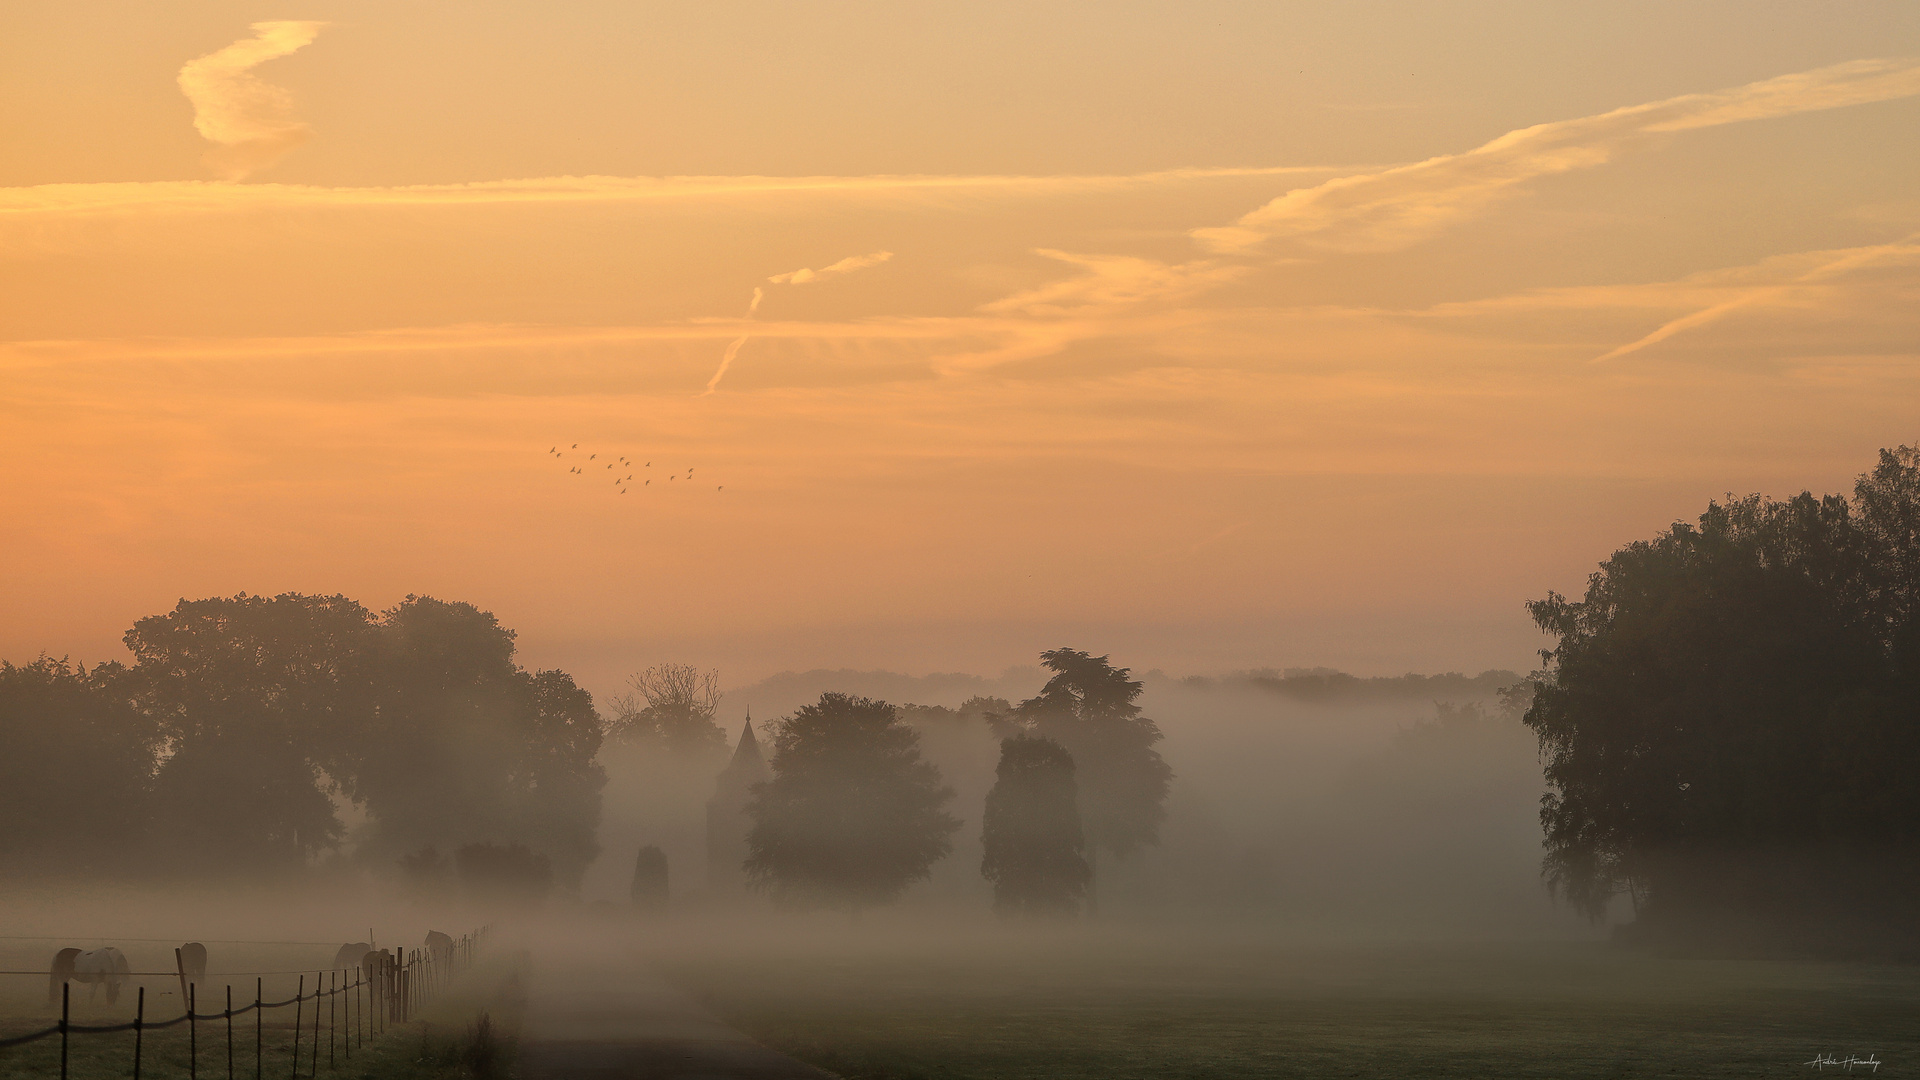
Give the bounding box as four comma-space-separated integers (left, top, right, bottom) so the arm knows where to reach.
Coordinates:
662, 933, 1920, 1079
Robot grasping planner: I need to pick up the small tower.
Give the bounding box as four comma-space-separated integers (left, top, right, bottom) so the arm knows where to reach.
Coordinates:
706, 711, 770, 893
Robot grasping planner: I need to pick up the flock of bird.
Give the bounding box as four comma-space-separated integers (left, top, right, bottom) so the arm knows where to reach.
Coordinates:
549, 444, 722, 496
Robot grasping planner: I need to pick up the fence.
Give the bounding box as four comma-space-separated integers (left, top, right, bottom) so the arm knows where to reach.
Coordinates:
0, 928, 486, 1080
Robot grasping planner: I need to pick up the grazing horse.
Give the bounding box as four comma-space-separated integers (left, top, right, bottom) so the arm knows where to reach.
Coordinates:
50, 947, 131, 1005
424, 930, 454, 965
176, 943, 208, 1002
332, 942, 373, 973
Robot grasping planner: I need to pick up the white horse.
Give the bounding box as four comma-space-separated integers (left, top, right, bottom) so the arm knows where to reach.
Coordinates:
50, 947, 131, 1005
176, 942, 208, 1002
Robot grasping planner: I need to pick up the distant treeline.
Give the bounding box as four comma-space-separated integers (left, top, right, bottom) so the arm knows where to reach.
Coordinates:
1171, 668, 1523, 702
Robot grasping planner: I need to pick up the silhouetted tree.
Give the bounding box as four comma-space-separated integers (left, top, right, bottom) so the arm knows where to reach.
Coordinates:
981, 735, 1090, 916
124, 593, 375, 869
1525, 446, 1920, 952
110, 592, 604, 882
631, 845, 668, 911
1014, 649, 1172, 870
0, 657, 157, 874
745, 692, 959, 909
349, 597, 606, 886
958, 695, 1021, 739
607, 664, 726, 754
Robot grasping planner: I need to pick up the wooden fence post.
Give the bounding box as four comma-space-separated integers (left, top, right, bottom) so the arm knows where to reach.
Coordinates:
309, 973, 320, 1080
59, 982, 68, 1080
291, 975, 303, 1080
226, 985, 234, 1080
133, 985, 145, 1080
190, 982, 197, 1080
255, 978, 262, 1080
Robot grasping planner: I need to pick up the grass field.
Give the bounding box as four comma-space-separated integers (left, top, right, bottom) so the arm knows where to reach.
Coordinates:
14, 924, 1911, 1078
660, 928, 1920, 1079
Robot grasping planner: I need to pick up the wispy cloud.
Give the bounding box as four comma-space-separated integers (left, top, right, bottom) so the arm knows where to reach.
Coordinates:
981, 250, 1243, 318
177, 21, 328, 181
0, 166, 1345, 219
1194, 57, 1920, 255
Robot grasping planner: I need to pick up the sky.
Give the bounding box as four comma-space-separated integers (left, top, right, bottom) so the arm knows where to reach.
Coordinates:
4, 2, 1919, 697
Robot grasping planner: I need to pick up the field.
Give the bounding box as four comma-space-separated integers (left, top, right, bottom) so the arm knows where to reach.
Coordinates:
11, 922, 1916, 1079
658, 926, 1920, 1080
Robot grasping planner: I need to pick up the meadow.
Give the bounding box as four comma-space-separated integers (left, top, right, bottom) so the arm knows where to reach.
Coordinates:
659, 925, 1920, 1080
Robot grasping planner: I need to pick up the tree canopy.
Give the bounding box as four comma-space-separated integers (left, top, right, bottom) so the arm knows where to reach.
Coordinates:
607, 663, 727, 754
0, 657, 156, 875
744, 692, 959, 909
1524, 446, 1920, 951
2, 592, 606, 884
981, 734, 1091, 916
1013, 649, 1172, 862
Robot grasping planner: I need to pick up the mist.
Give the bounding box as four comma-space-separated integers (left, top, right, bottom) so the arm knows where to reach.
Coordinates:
585, 665, 1577, 940
5, 617, 1917, 1077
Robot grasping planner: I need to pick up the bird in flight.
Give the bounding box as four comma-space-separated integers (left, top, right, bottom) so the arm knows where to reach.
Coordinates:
548, 443, 715, 499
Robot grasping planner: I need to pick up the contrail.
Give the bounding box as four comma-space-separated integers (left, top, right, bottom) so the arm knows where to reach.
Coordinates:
702, 254, 893, 395
769, 250, 893, 285
177, 21, 328, 180
1194, 57, 1920, 255
703, 331, 753, 395
1594, 233, 1920, 362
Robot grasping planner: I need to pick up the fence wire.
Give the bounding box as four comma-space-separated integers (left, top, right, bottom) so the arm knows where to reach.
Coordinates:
0, 927, 486, 1079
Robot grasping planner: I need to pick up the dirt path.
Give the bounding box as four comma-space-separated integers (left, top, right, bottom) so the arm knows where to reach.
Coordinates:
517, 947, 834, 1080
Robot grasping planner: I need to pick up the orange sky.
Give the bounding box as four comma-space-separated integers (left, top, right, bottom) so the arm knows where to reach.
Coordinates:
4, 3, 1919, 697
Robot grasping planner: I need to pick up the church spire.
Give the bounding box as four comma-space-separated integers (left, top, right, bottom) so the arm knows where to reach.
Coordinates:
726, 709, 766, 773
709, 709, 769, 893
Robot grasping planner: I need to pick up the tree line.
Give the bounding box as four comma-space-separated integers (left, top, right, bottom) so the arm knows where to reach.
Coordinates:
0, 594, 605, 884
29, 438, 1912, 947
1, 588, 1168, 917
